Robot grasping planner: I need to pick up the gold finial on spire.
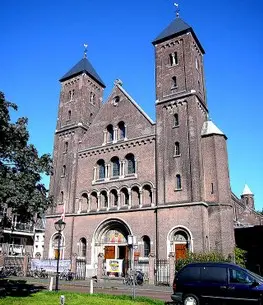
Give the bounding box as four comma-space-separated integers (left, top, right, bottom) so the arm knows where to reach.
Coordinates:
83, 43, 88, 58
174, 2, 180, 18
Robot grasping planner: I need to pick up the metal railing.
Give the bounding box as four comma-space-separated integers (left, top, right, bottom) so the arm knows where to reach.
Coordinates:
0, 243, 26, 256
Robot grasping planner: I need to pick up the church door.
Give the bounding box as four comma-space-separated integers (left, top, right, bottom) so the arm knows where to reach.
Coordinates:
175, 244, 187, 261
104, 246, 115, 259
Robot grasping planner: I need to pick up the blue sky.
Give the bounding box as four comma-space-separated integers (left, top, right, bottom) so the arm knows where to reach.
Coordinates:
1, 0, 262, 210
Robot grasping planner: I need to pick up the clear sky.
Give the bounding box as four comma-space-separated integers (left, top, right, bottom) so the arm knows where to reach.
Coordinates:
1, 0, 262, 210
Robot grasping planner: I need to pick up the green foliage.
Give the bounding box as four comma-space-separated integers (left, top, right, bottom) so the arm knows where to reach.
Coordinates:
0, 91, 53, 222
0, 291, 165, 305
234, 247, 247, 268
175, 252, 230, 272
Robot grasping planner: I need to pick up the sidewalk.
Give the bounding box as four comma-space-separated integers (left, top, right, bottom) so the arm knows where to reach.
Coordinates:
23, 276, 172, 292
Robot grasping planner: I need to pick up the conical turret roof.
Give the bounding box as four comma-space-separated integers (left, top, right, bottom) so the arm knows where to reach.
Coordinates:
242, 184, 253, 195
201, 120, 225, 137
60, 57, 105, 88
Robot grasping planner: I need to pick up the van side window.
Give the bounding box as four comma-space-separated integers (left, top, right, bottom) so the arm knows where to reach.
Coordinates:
201, 267, 227, 283
179, 267, 200, 282
229, 269, 253, 284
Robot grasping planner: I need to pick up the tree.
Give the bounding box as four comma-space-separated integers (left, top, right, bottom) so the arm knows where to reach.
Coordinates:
0, 91, 53, 222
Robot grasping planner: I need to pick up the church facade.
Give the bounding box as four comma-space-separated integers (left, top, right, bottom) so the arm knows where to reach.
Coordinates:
44, 15, 262, 275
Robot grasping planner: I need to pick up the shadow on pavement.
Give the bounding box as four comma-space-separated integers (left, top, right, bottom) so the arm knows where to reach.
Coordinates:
0, 278, 46, 298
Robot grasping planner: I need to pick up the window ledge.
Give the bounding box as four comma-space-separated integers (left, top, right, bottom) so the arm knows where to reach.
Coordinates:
125, 173, 136, 178
174, 188, 182, 192
92, 175, 137, 185
172, 124, 180, 129
167, 64, 179, 68
173, 154, 181, 158
171, 86, 178, 90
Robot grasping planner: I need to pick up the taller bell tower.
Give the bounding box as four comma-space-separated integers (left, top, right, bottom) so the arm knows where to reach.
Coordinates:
49, 52, 105, 216
153, 16, 208, 205
153, 14, 234, 256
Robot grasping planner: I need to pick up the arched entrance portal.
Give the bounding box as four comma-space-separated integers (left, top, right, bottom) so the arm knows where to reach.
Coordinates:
93, 219, 131, 277
167, 226, 192, 261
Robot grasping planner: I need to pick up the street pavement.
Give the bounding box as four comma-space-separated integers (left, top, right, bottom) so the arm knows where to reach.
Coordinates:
12, 276, 173, 303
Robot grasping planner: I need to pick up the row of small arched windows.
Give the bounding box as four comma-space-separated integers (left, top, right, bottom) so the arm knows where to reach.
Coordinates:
80, 184, 153, 212
95, 154, 135, 181
104, 121, 126, 144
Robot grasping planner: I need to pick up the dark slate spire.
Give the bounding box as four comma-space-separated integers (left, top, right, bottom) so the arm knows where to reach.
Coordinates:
152, 17, 205, 54
59, 57, 106, 88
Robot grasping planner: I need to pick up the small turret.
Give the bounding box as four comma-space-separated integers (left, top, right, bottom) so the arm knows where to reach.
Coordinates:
241, 184, 254, 209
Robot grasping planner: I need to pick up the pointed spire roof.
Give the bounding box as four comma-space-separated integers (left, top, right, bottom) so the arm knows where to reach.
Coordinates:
59, 57, 106, 88
242, 184, 253, 195
201, 120, 226, 137
152, 17, 205, 54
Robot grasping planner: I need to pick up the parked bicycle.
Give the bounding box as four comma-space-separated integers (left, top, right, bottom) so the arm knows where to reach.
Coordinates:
59, 269, 74, 281
0, 265, 24, 278
123, 270, 144, 286
28, 268, 48, 278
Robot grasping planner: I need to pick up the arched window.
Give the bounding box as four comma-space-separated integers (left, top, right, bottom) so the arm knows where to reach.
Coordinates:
172, 76, 177, 88
143, 185, 152, 205
143, 236, 151, 257
126, 153, 135, 174
174, 142, 180, 156
100, 190, 108, 208
107, 124, 114, 142
169, 52, 178, 66
110, 189, 118, 207
90, 92, 95, 104
68, 110, 71, 120
81, 193, 88, 212
131, 186, 140, 207
111, 157, 120, 177
118, 121, 126, 139
90, 192, 98, 211
173, 113, 179, 127
62, 165, 66, 176
78, 238, 87, 257
97, 159, 105, 179
60, 191, 64, 204
51, 234, 64, 259
120, 188, 129, 206
176, 174, 182, 190
64, 142, 68, 153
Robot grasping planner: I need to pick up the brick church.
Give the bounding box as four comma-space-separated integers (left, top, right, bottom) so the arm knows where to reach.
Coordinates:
44, 14, 262, 276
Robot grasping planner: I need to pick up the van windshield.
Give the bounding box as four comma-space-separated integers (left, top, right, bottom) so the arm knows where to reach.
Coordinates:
247, 271, 263, 283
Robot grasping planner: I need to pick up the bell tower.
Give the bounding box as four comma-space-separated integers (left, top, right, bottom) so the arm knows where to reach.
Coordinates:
49, 49, 105, 215
153, 15, 208, 205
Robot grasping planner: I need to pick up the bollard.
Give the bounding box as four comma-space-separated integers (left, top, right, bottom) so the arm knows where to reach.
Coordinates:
90, 279, 94, 294
49, 276, 54, 291
60, 295, 65, 305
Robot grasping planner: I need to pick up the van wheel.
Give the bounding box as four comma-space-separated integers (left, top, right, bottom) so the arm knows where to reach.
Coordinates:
183, 294, 200, 305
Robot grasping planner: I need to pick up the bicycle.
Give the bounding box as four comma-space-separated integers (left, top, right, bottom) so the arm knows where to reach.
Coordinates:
123, 270, 144, 286
30, 268, 48, 278
59, 269, 74, 281
0, 265, 24, 277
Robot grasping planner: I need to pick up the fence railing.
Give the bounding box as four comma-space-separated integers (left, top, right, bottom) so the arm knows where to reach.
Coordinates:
0, 243, 26, 256
155, 259, 170, 286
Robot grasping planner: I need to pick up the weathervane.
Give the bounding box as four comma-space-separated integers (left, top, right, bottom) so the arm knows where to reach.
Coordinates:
174, 2, 180, 18
83, 43, 88, 58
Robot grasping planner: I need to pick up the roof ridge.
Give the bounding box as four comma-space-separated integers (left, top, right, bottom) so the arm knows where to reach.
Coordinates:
117, 84, 155, 125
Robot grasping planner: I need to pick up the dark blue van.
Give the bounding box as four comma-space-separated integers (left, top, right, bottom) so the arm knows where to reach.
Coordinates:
171, 262, 263, 305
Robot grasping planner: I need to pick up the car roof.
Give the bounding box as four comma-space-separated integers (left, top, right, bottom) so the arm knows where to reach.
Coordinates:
183, 262, 240, 268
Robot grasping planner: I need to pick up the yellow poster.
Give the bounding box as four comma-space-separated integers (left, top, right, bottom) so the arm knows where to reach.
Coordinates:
106, 259, 123, 273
